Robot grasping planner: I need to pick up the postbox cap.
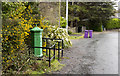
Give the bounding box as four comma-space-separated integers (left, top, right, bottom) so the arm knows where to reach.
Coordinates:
30, 25, 43, 32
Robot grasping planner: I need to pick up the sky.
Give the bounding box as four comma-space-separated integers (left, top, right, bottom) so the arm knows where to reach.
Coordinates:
111, 0, 119, 10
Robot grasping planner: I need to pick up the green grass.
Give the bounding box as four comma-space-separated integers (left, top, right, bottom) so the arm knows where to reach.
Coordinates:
69, 34, 84, 39
25, 59, 65, 74
72, 33, 83, 34
24, 49, 65, 74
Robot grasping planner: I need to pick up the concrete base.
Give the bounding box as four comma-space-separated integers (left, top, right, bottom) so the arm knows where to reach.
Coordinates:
35, 54, 43, 58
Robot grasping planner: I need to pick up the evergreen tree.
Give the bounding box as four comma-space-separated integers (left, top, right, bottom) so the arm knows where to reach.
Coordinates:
61, 2, 115, 31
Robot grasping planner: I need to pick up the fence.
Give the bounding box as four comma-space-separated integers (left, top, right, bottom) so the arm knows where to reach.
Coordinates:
29, 38, 64, 67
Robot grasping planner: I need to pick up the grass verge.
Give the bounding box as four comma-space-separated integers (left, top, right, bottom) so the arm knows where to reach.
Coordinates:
25, 59, 65, 74
69, 33, 84, 39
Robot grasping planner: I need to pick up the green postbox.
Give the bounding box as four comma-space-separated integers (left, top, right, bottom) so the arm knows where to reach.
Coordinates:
30, 25, 43, 57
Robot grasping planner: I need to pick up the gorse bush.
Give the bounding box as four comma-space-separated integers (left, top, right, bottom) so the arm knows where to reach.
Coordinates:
106, 18, 120, 29
2, 3, 48, 74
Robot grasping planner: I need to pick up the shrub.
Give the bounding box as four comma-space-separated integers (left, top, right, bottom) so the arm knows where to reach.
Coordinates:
2, 4, 48, 74
46, 25, 72, 48
106, 18, 120, 29
68, 30, 72, 34
60, 17, 66, 28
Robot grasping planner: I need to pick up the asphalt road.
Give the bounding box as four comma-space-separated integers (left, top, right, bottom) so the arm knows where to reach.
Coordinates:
53, 31, 118, 74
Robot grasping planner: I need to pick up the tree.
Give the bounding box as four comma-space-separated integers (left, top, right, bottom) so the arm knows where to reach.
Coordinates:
86, 2, 115, 31
61, 2, 115, 32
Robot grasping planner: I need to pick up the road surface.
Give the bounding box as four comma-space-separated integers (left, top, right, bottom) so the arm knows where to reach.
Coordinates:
53, 31, 118, 74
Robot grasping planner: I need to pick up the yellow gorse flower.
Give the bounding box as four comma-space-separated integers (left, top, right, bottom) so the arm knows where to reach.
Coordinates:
11, 50, 13, 53
2, 3, 49, 71
28, 5, 31, 10
6, 60, 9, 63
6, 36, 8, 40
3, 57, 5, 59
